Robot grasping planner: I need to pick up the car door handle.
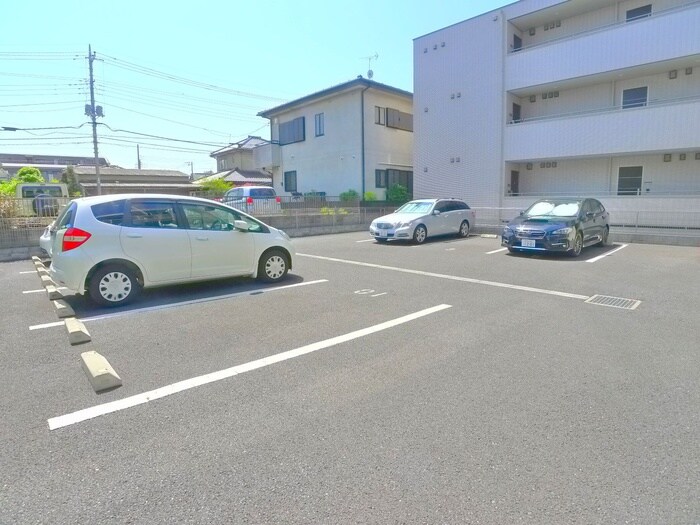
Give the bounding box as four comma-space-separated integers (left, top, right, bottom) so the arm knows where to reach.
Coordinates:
195, 236, 209, 241
126, 233, 143, 238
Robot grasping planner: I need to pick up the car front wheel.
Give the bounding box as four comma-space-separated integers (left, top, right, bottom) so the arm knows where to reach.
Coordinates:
257, 249, 289, 283
413, 225, 427, 244
569, 231, 583, 257
89, 264, 141, 307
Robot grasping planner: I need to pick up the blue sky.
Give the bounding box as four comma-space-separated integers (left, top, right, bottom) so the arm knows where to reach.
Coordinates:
1, 0, 509, 175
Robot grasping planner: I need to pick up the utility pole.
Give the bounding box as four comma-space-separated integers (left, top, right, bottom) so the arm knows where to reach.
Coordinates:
186, 161, 194, 181
86, 45, 103, 195
137, 145, 142, 170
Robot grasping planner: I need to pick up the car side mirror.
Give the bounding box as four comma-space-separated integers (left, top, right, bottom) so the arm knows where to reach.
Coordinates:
519, 211, 524, 216
586, 212, 594, 219
233, 220, 250, 231
433, 210, 441, 216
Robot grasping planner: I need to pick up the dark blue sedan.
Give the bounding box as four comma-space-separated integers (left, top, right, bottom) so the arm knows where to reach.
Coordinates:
501, 198, 610, 257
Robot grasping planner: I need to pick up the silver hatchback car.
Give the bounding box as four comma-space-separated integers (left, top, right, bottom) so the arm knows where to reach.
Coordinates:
369, 198, 476, 244
47, 194, 295, 306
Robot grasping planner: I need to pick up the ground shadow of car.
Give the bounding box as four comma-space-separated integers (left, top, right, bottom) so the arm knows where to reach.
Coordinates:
61, 273, 307, 317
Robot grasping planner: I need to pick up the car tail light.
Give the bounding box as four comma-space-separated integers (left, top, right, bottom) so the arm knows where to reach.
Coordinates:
62, 227, 91, 251
246, 197, 254, 205
275, 196, 281, 203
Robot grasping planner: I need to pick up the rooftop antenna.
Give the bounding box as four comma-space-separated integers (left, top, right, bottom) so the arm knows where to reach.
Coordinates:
363, 53, 378, 79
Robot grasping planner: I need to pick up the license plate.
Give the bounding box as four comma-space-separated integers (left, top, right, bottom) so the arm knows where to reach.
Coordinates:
521, 239, 536, 247
379, 230, 387, 237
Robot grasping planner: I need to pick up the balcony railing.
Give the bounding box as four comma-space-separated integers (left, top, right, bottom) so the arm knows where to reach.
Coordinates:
509, 93, 700, 125
509, 1, 700, 54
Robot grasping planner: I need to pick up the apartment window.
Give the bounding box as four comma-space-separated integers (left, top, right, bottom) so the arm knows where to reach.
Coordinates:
284, 170, 297, 192
617, 166, 643, 196
279, 117, 305, 145
386, 169, 413, 194
314, 113, 324, 137
622, 87, 648, 109
626, 4, 652, 22
386, 108, 413, 132
375, 169, 387, 188
375, 106, 386, 125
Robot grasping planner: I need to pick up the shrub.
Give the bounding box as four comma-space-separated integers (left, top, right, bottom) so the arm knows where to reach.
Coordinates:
387, 183, 409, 203
363, 192, 377, 201
339, 189, 359, 202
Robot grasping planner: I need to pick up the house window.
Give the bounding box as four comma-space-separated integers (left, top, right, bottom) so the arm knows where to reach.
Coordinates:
375, 169, 387, 188
284, 170, 297, 192
386, 108, 413, 132
375, 106, 386, 125
279, 117, 305, 145
314, 113, 324, 137
626, 4, 651, 22
386, 169, 413, 195
622, 87, 648, 109
618, 166, 643, 196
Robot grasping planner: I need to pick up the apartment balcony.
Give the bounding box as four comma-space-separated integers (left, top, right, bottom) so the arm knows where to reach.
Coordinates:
253, 143, 280, 169
506, 4, 700, 92
504, 96, 700, 160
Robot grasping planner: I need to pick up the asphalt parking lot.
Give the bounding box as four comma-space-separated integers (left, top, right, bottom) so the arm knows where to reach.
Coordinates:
1, 232, 698, 524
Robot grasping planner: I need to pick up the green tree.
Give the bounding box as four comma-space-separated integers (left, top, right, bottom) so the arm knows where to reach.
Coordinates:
198, 178, 231, 195
15, 166, 44, 183
61, 166, 82, 196
387, 183, 409, 203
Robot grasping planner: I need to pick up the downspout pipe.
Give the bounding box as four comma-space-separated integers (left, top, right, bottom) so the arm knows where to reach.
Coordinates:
360, 81, 370, 199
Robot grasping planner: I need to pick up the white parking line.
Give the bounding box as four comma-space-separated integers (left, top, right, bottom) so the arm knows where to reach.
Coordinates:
19, 271, 37, 274
486, 247, 507, 255
586, 243, 629, 263
47, 304, 452, 430
355, 239, 375, 243
23, 287, 67, 294
298, 253, 589, 300
29, 280, 328, 331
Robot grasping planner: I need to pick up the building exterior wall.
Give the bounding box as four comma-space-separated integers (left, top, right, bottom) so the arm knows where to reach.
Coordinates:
413, 0, 700, 214
262, 83, 413, 199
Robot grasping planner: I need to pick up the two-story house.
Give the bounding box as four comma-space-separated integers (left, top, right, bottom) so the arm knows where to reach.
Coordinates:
205, 136, 273, 186
255, 77, 413, 200
414, 0, 700, 226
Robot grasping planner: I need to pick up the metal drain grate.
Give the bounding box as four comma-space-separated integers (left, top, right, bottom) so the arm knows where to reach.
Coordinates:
585, 294, 641, 310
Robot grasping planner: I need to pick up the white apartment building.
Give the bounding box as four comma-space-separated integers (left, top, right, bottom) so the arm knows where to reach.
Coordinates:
256, 77, 413, 199
414, 0, 700, 225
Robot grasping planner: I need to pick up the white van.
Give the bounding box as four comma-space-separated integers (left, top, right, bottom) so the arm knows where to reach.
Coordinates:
16, 183, 69, 216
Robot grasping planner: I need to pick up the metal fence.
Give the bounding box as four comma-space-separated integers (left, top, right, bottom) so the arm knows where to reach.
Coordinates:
1, 196, 698, 251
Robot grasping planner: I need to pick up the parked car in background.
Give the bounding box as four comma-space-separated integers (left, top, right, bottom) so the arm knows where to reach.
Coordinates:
501, 198, 610, 257
369, 198, 476, 244
16, 183, 68, 216
222, 186, 282, 216
47, 194, 294, 306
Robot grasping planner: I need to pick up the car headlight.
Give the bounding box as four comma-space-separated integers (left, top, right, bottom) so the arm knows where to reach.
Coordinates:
396, 221, 411, 228
502, 227, 513, 235
552, 227, 573, 235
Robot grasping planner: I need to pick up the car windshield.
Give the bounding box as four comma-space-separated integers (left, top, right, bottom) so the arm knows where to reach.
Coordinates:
395, 201, 433, 214
525, 201, 580, 217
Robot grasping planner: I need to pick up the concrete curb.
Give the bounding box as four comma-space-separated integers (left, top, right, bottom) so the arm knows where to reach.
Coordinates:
40, 274, 54, 288
80, 351, 122, 392
53, 299, 75, 319
46, 285, 63, 301
65, 318, 91, 345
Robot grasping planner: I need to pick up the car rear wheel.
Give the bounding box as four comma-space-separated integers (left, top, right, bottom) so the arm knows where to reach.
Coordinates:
598, 227, 609, 247
89, 264, 141, 307
257, 249, 288, 283
458, 220, 470, 238
413, 225, 427, 244
569, 231, 583, 257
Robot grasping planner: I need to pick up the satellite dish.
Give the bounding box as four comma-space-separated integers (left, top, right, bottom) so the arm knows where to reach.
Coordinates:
367, 69, 374, 79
